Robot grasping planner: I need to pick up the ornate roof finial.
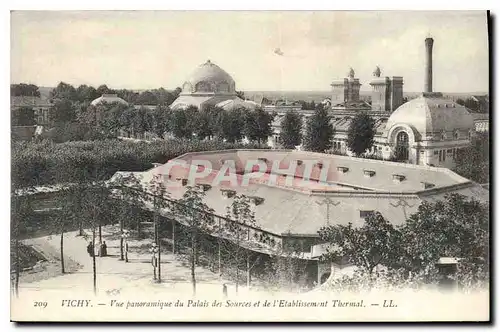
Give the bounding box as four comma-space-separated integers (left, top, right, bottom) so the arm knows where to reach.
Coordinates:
373, 66, 381, 78
348, 67, 355, 78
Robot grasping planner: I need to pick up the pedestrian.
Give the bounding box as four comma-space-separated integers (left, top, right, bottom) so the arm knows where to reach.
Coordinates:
101, 241, 108, 256
222, 283, 228, 298
87, 242, 94, 257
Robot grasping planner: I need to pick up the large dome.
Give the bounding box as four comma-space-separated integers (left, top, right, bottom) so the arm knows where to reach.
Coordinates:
385, 93, 474, 139
181, 60, 236, 95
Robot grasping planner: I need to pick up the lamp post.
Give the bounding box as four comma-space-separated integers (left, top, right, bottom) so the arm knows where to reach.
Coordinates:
121, 230, 130, 263
149, 242, 159, 282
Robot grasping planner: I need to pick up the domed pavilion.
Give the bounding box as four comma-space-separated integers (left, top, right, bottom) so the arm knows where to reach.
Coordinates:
170, 60, 256, 111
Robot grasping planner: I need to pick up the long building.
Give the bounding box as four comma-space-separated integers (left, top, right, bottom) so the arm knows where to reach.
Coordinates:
269, 37, 476, 170
110, 149, 488, 285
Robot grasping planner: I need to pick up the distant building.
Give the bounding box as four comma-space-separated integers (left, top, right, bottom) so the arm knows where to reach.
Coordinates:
110, 149, 488, 286
11, 96, 53, 126
90, 94, 129, 107
267, 37, 475, 170
170, 60, 257, 111
472, 113, 489, 132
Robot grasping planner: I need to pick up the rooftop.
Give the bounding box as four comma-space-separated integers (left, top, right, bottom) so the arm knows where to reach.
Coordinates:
110, 150, 487, 236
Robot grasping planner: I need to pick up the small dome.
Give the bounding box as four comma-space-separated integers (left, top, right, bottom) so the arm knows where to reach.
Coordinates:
386, 93, 474, 136
182, 60, 236, 95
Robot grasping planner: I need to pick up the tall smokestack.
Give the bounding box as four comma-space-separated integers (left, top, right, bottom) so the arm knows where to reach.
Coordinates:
424, 37, 434, 93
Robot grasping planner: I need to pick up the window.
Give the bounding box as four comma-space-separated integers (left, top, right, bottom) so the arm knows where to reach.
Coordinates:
396, 131, 409, 161
438, 150, 442, 162
454, 131, 459, 140
434, 151, 439, 156
363, 169, 376, 177
421, 182, 435, 189
442, 150, 446, 161
392, 174, 406, 182
337, 166, 349, 173
360, 210, 375, 219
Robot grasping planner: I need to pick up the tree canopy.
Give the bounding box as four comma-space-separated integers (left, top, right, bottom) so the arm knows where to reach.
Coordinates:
280, 110, 302, 149
347, 111, 376, 157
303, 106, 334, 152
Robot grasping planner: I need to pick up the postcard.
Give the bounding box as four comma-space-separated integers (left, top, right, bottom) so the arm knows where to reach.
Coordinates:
10, 10, 490, 322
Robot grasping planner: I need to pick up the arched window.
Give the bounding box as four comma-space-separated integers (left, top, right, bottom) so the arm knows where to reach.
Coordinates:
395, 131, 409, 161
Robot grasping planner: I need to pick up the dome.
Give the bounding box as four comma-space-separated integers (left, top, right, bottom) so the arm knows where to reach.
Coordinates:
385, 93, 474, 138
181, 60, 236, 95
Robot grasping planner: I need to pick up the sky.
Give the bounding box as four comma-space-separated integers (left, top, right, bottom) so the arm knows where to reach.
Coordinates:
10, 11, 489, 93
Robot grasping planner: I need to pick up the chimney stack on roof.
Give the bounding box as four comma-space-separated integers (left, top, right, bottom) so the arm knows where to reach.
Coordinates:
424, 37, 434, 93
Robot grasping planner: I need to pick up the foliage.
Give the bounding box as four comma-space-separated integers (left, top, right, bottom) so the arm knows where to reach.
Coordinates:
280, 110, 302, 149
12, 138, 268, 188
174, 186, 215, 295
50, 99, 77, 125
12, 107, 36, 126
50, 82, 78, 101
11, 83, 40, 97
347, 111, 376, 157
221, 194, 259, 292
213, 108, 246, 143
454, 132, 489, 183
303, 106, 334, 152
76, 85, 100, 103
243, 108, 274, 145
169, 107, 196, 139
456, 97, 487, 113
318, 194, 489, 291
398, 194, 489, 273
318, 212, 401, 274
324, 267, 442, 293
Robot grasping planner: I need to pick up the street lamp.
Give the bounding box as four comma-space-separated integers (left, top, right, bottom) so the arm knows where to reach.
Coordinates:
149, 242, 159, 281
121, 230, 130, 263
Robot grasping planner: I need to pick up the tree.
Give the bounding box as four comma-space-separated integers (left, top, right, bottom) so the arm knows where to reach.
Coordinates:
169, 108, 195, 139
79, 175, 115, 294
136, 91, 158, 105
175, 185, 215, 295
96, 85, 113, 96
192, 109, 214, 140
12, 107, 36, 126
222, 194, 258, 294
347, 111, 376, 157
280, 110, 302, 149
457, 97, 480, 112
214, 109, 245, 143
398, 194, 489, 275
112, 173, 148, 259
318, 212, 401, 275
303, 106, 334, 152
151, 106, 170, 138
236, 91, 245, 100
243, 108, 274, 145
147, 174, 170, 283
11, 83, 40, 97
49, 186, 78, 274
10, 186, 37, 297
50, 99, 77, 125
76, 85, 100, 103
454, 132, 489, 183
50, 82, 77, 101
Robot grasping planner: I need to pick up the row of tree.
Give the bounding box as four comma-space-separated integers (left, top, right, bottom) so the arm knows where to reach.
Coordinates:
12, 176, 489, 297
280, 108, 377, 157
11, 168, 290, 296
318, 193, 489, 291
11, 138, 268, 188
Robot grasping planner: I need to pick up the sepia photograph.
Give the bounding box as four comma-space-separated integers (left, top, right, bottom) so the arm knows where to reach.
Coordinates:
9, 9, 490, 322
